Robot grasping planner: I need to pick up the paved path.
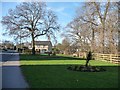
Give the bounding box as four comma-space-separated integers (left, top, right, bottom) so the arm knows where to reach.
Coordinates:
2, 66, 29, 88
1, 51, 29, 89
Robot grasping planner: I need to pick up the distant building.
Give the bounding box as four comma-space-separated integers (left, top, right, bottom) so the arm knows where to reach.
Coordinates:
0, 41, 14, 50
15, 41, 52, 54
33, 41, 52, 54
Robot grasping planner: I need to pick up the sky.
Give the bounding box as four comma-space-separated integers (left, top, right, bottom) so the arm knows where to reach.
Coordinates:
0, 0, 119, 45
0, 1, 83, 45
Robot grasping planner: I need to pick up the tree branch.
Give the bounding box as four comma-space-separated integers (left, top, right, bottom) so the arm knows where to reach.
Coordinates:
34, 26, 58, 38
104, 2, 110, 21
93, 2, 103, 23
80, 17, 98, 26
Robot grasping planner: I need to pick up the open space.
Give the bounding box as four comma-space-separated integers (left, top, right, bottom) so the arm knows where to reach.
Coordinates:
1, 1, 119, 89
20, 54, 118, 88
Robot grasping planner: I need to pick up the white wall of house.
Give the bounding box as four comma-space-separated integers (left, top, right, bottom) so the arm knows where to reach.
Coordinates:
35, 45, 48, 53
35, 45, 52, 54
27, 41, 52, 54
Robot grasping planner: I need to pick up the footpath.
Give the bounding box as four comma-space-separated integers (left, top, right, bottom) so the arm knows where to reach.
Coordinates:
1, 52, 29, 89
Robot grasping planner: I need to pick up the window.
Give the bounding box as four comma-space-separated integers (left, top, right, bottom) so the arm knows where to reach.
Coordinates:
42, 49, 46, 51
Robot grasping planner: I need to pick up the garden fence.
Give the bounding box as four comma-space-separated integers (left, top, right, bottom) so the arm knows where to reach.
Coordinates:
93, 53, 120, 64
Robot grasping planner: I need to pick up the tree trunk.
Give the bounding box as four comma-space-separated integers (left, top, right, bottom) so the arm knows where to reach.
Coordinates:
91, 27, 95, 53
31, 33, 35, 55
85, 59, 89, 67
102, 23, 105, 54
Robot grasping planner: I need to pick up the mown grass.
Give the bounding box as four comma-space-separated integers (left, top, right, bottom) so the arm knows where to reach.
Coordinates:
20, 54, 83, 60
20, 54, 119, 88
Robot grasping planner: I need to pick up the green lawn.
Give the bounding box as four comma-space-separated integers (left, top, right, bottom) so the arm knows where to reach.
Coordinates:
20, 54, 119, 88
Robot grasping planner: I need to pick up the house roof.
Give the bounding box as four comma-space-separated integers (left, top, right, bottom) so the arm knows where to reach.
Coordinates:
35, 41, 52, 46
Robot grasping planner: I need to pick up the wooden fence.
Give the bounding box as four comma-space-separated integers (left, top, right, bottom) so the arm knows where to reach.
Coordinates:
93, 53, 120, 64
74, 52, 120, 64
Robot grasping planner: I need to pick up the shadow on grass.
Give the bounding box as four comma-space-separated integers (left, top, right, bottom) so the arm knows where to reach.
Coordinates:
20, 54, 85, 61
20, 65, 119, 88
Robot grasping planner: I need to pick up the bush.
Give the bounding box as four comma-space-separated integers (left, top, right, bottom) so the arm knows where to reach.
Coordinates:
45, 51, 52, 56
52, 52, 56, 56
24, 49, 32, 54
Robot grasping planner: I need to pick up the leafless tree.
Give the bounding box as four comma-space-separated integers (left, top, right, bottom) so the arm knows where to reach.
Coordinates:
65, 2, 118, 54
61, 38, 71, 55
65, 19, 91, 52
1, 2, 60, 54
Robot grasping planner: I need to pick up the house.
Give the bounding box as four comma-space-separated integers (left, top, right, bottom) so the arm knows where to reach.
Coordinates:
15, 41, 52, 54
0, 41, 14, 50
34, 41, 52, 54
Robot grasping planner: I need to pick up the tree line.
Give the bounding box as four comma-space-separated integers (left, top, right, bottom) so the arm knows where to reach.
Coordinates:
62, 2, 119, 54
1, 1, 119, 55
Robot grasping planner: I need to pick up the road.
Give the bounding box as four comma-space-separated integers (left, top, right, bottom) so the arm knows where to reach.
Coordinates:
1, 50, 29, 89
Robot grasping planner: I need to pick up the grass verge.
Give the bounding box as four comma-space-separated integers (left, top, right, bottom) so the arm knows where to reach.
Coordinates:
20, 54, 119, 88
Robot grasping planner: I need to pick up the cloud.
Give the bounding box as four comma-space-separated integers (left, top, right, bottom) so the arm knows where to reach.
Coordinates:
47, 6, 71, 18
54, 7, 65, 12
47, 6, 65, 13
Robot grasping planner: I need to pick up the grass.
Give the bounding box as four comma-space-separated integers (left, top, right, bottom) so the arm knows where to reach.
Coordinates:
20, 54, 119, 88
20, 54, 83, 60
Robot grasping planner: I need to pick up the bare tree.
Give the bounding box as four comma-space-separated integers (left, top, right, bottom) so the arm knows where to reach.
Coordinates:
76, 2, 111, 53
105, 8, 118, 54
65, 19, 91, 52
93, 2, 110, 53
61, 38, 71, 55
1, 2, 60, 55
65, 2, 118, 54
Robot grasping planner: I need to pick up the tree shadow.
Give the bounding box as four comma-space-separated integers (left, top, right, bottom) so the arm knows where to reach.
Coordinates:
20, 54, 85, 61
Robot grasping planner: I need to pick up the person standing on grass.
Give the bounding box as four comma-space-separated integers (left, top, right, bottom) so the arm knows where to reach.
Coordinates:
85, 51, 92, 67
